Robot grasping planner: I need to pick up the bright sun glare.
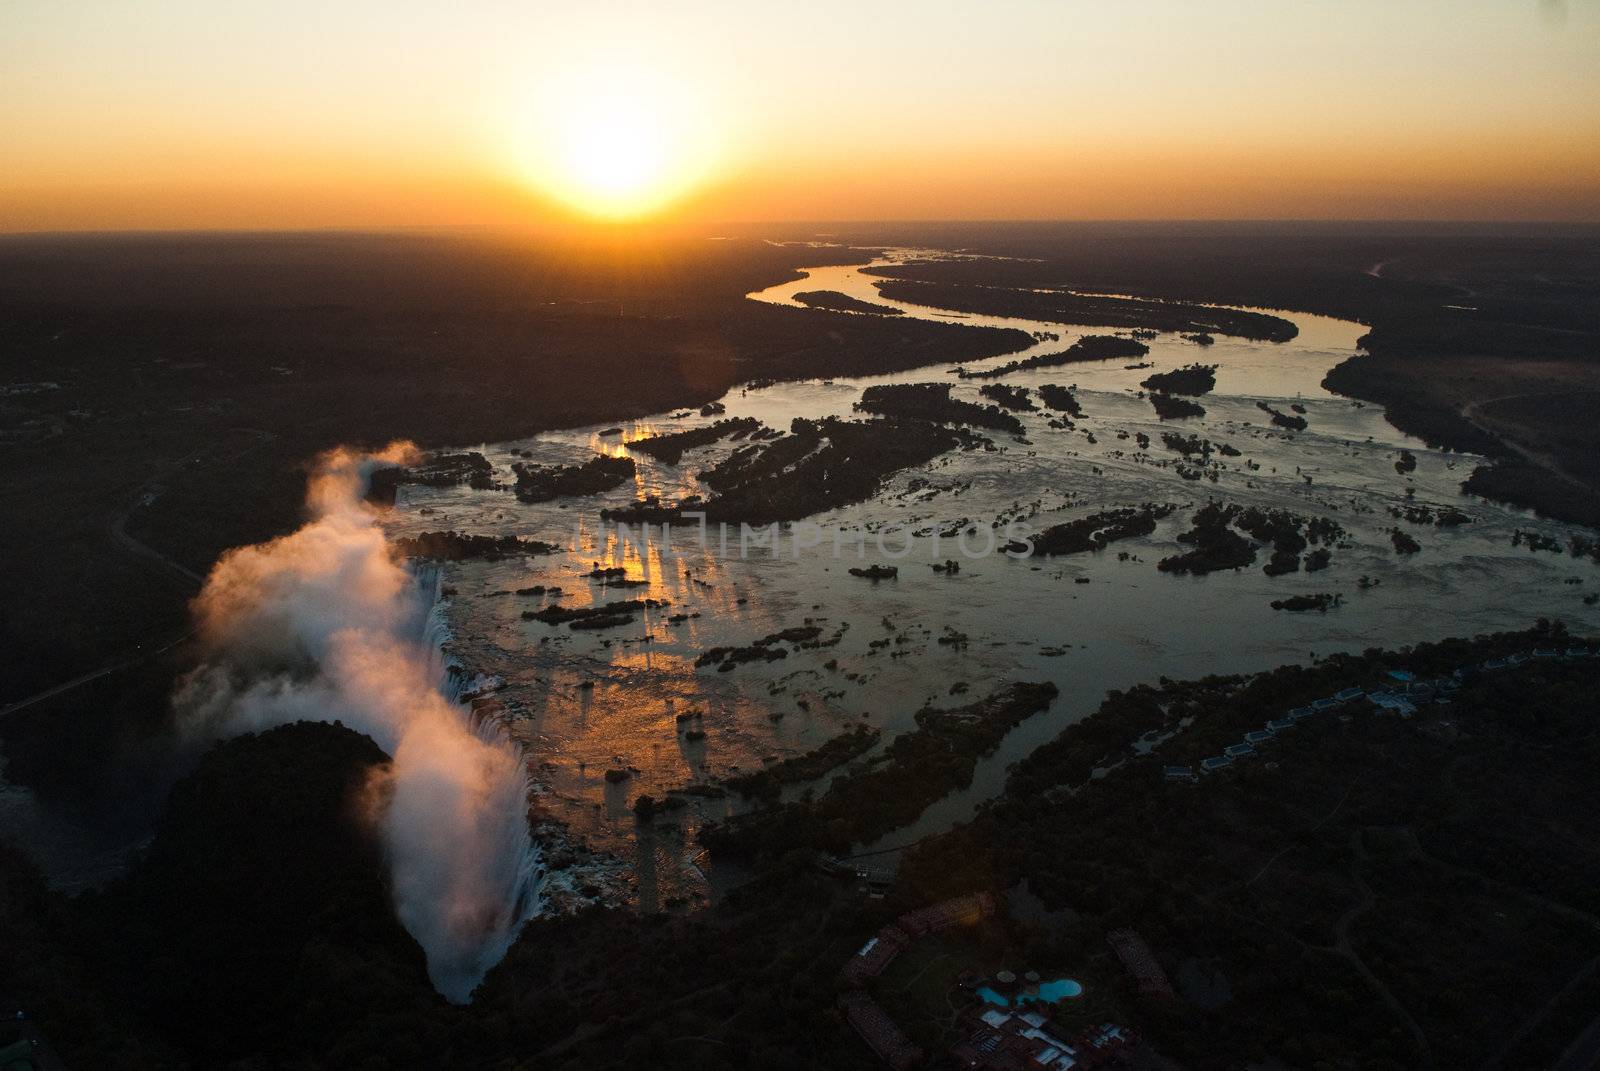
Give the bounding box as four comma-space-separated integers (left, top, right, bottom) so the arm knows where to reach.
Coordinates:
564, 99, 668, 199
518, 62, 716, 220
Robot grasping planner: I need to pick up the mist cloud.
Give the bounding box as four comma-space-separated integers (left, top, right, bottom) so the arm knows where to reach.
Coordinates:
173, 443, 541, 1001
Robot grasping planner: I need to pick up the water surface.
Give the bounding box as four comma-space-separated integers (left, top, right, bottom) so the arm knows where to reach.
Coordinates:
384, 250, 1599, 907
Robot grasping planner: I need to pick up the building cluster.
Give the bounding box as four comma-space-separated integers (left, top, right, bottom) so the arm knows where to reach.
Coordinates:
841, 892, 999, 987
952, 1007, 1135, 1071
838, 892, 999, 1068
1163, 645, 1598, 783
1104, 929, 1174, 1000
1483, 646, 1594, 670
838, 990, 924, 1071
838, 644, 1597, 1068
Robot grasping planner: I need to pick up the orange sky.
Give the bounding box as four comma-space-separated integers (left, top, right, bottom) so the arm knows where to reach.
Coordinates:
4, 1, 1599, 230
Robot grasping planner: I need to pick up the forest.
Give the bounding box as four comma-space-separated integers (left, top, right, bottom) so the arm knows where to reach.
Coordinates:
6, 627, 1595, 1068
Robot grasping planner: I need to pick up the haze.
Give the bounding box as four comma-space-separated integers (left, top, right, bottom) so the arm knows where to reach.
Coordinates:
4, 0, 1599, 230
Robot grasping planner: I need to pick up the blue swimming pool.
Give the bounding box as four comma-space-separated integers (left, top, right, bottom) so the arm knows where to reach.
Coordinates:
977, 978, 1083, 1006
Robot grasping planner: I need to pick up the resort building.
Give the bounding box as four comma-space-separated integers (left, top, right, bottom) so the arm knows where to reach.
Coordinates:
838, 991, 923, 1070
839, 893, 997, 989
896, 891, 998, 938
951, 1006, 1137, 1070
1105, 929, 1175, 1000
841, 927, 910, 986
840, 892, 1002, 1065
1366, 691, 1417, 717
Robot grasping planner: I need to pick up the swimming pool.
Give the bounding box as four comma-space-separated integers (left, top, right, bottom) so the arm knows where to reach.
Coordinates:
977, 978, 1083, 1006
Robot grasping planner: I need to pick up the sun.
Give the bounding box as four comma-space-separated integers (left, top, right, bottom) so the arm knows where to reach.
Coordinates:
559, 96, 671, 209
515, 63, 716, 220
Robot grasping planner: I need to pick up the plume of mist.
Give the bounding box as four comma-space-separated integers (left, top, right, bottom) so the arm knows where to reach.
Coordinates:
173, 443, 540, 1001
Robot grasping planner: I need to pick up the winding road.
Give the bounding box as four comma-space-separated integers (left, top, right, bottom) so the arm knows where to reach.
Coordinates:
1, 428, 274, 720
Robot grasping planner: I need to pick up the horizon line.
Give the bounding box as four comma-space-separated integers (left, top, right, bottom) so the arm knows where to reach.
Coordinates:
5, 216, 1600, 240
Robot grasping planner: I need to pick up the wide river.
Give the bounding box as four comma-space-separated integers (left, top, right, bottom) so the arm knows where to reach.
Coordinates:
381, 248, 1600, 909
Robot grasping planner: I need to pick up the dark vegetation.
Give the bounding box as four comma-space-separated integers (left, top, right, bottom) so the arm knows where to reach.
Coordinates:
0, 231, 1032, 711
1140, 363, 1217, 396
6, 222, 1600, 1068
0, 231, 1033, 846
871, 275, 1298, 342
723, 725, 882, 801
367, 451, 493, 504
1390, 503, 1471, 527
695, 625, 829, 672
604, 416, 973, 526
625, 418, 763, 465
1030, 505, 1176, 557
1512, 528, 1564, 554
1462, 462, 1600, 529
0, 662, 181, 844
1161, 432, 1208, 457
1461, 390, 1600, 525
956, 333, 1149, 379
809, 219, 1600, 527
523, 598, 667, 630
6, 625, 1597, 1068
1233, 507, 1346, 576
392, 530, 559, 561
1390, 528, 1423, 555
791, 290, 903, 316
1158, 503, 1258, 574
1256, 400, 1307, 431
512, 454, 636, 502
1322, 355, 1509, 457
856, 382, 1024, 433
1270, 592, 1342, 612
1159, 503, 1344, 577
1148, 392, 1206, 420
1, 723, 444, 1068
897, 623, 1600, 1069
977, 383, 1035, 411
1036, 384, 1084, 417
699, 682, 1058, 857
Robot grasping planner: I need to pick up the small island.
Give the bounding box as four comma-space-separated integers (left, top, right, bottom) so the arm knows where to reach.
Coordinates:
1141, 363, 1218, 397
792, 289, 904, 316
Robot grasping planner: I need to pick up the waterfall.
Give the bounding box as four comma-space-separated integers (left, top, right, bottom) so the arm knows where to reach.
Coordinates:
410, 563, 546, 994
172, 444, 546, 1003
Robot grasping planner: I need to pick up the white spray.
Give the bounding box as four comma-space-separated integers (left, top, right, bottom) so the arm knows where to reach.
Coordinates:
173, 443, 542, 1001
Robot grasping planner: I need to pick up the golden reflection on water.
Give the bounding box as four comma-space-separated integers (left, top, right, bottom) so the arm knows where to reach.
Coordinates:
589, 435, 632, 460
385, 257, 1600, 913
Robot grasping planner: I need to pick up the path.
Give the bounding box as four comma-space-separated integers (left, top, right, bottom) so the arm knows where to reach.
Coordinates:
2, 428, 274, 718
1460, 390, 1600, 497
1550, 1013, 1600, 1071
1329, 830, 1434, 1068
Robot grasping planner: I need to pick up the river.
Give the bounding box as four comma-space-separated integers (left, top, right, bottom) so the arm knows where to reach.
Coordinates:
380, 248, 1599, 908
